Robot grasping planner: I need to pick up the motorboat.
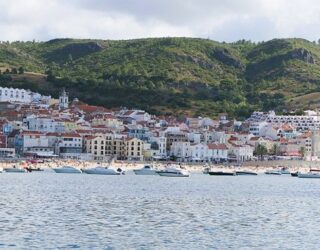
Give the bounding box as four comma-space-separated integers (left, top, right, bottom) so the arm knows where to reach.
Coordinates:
156, 166, 190, 177
52, 166, 82, 174
208, 170, 236, 176
133, 165, 157, 175
291, 172, 299, 177
280, 167, 290, 174
4, 166, 27, 173
235, 170, 258, 176
298, 172, 320, 178
265, 169, 282, 175
82, 166, 124, 175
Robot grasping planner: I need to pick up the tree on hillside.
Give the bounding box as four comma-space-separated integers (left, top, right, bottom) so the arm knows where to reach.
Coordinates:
46, 69, 56, 82
18, 67, 24, 74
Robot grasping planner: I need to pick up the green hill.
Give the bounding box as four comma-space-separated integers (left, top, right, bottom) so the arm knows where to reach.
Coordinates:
1, 37, 320, 118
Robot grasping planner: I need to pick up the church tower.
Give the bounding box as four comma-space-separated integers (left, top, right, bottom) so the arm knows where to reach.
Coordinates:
59, 88, 69, 109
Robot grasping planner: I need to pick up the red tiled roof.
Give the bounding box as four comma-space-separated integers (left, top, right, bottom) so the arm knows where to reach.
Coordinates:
208, 143, 228, 150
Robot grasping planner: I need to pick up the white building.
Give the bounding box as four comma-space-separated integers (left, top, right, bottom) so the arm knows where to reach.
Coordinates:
25, 116, 65, 133
229, 145, 254, 162
150, 136, 167, 158
170, 141, 228, 162
249, 121, 269, 136
248, 111, 320, 131
21, 132, 54, 155
120, 109, 151, 122
55, 133, 83, 159
0, 87, 32, 103
0, 87, 51, 104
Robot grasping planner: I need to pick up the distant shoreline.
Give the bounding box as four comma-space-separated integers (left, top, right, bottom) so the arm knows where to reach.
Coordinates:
0, 159, 318, 173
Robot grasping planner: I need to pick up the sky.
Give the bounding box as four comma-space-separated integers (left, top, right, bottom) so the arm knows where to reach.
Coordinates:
0, 0, 320, 42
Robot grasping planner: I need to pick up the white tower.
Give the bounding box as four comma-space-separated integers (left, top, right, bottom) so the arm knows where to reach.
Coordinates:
59, 88, 69, 109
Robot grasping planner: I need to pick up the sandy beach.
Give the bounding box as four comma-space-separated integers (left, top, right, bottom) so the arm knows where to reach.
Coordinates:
0, 159, 317, 173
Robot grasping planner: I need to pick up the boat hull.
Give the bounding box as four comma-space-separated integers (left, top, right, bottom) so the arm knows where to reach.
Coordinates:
236, 171, 257, 176
82, 169, 120, 175
4, 168, 27, 173
208, 171, 235, 176
133, 169, 158, 175
298, 173, 320, 178
265, 171, 282, 175
157, 172, 189, 177
53, 168, 82, 174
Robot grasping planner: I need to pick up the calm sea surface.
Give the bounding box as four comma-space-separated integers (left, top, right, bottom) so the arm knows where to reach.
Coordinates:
0, 171, 320, 250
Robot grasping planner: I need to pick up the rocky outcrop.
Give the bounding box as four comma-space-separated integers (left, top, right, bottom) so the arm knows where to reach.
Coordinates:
213, 48, 244, 69
288, 48, 316, 64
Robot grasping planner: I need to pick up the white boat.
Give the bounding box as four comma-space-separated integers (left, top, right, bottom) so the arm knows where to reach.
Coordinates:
298, 172, 320, 178
4, 167, 27, 173
280, 167, 290, 174
133, 165, 158, 175
157, 167, 190, 177
82, 166, 124, 175
53, 166, 82, 174
265, 169, 282, 175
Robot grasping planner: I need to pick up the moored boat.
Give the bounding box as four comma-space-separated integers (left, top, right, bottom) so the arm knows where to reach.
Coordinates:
291, 172, 299, 177
298, 172, 320, 178
235, 170, 258, 176
265, 169, 282, 175
82, 166, 124, 175
53, 166, 82, 174
280, 167, 290, 174
4, 167, 27, 173
157, 166, 190, 177
133, 165, 157, 175
208, 171, 236, 176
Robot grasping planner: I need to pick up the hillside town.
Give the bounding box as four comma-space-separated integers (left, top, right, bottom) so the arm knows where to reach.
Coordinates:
0, 86, 320, 163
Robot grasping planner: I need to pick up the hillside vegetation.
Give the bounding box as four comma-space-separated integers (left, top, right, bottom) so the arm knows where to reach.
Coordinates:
1, 37, 320, 118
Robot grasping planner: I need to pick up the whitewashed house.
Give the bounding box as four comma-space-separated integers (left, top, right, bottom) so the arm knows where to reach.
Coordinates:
0, 87, 32, 103
207, 143, 228, 162
229, 145, 254, 162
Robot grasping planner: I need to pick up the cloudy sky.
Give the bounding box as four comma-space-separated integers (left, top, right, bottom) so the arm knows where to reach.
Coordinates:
0, 0, 320, 42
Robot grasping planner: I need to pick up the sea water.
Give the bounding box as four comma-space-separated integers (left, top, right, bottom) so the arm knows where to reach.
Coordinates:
0, 172, 319, 249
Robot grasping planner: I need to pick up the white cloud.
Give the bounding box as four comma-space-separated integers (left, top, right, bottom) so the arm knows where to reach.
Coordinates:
0, 0, 319, 42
